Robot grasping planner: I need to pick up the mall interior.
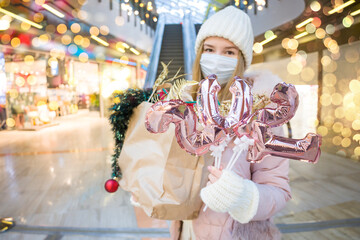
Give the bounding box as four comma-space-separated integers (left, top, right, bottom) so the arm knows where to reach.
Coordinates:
0, 0, 360, 239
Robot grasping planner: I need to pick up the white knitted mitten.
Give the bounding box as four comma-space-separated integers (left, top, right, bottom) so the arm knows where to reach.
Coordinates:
200, 170, 259, 223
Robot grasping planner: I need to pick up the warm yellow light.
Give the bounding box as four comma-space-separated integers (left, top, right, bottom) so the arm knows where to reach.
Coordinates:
90, 35, 109, 46
24, 55, 34, 65
117, 47, 125, 53
328, 0, 355, 15
130, 47, 140, 55
6, 118, 15, 128
79, 52, 88, 62
122, 42, 130, 49
350, 9, 360, 16
260, 35, 277, 45
71, 23, 81, 33
89, 26, 99, 36
294, 31, 309, 40
0, 19, 10, 30
296, 18, 313, 29
310, 1, 321, 12
81, 38, 90, 48
253, 42, 263, 53
57, 24, 67, 34
61, 35, 72, 45
74, 35, 84, 45
42, 4, 65, 18
0, 7, 43, 29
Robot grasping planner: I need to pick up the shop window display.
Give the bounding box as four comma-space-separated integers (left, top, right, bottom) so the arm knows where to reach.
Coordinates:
100, 61, 137, 117
4, 55, 79, 130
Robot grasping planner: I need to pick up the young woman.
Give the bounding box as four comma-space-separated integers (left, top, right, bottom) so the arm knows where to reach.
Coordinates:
171, 6, 291, 240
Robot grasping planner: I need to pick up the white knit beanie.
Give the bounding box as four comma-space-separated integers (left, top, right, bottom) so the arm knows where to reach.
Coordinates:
195, 6, 254, 69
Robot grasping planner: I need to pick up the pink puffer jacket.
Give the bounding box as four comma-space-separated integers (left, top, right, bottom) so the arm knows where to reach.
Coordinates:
171, 71, 292, 239
170, 133, 291, 239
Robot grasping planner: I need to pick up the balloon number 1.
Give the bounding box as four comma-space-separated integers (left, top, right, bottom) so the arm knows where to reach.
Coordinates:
145, 74, 321, 165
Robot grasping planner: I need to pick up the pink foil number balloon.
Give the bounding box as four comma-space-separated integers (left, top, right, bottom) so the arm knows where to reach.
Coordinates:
197, 75, 252, 133
145, 99, 227, 156
146, 74, 321, 164
233, 82, 321, 163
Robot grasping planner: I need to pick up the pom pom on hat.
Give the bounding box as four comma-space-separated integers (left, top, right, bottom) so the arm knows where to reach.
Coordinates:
195, 6, 254, 69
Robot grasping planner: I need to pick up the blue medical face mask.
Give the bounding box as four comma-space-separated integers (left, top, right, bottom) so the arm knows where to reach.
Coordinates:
200, 53, 238, 85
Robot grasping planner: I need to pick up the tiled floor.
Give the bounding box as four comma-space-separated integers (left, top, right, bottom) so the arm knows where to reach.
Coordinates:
0, 111, 359, 239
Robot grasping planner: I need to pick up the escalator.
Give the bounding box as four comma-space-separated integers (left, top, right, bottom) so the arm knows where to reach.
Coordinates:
144, 14, 198, 88
156, 24, 185, 78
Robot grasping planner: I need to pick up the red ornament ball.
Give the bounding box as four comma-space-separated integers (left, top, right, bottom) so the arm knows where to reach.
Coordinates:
104, 179, 119, 193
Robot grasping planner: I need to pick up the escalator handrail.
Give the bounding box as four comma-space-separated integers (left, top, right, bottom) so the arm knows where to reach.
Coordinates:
143, 13, 166, 89
182, 13, 196, 80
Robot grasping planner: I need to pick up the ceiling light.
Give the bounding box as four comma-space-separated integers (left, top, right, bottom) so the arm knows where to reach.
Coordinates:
90, 35, 109, 47
328, 0, 355, 15
42, 4, 65, 18
0, 7, 43, 29
130, 47, 140, 55
294, 31, 309, 39
122, 42, 130, 49
350, 9, 360, 16
296, 18, 313, 29
117, 47, 125, 53
260, 35, 277, 45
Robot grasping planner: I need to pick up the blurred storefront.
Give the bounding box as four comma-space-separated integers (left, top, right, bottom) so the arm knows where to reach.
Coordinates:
0, 0, 153, 130
0, 49, 148, 130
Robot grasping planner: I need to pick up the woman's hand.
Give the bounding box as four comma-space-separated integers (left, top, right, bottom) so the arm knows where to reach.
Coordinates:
207, 166, 223, 184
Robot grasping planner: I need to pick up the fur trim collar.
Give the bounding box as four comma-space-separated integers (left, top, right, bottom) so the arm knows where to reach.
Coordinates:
244, 70, 283, 98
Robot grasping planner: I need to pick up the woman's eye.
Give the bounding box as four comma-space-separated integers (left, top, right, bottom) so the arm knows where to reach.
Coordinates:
226, 51, 235, 55
204, 48, 213, 52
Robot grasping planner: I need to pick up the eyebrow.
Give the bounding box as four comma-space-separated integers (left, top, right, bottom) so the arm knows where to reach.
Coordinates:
204, 44, 237, 50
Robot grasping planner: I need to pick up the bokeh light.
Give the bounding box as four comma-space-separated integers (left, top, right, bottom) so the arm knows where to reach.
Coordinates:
74, 35, 84, 45
79, 52, 88, 62
331, 93, 342, 105
33, 12, 44, 23
24, 55, 34, 65
89, 26, 99, 36
77, 10, 88, 20
81, 38, 90, 48
310, 1, 321, 12
325, 24, 335, 34
287, 60, 303, 75
317, 126, 328, 136
11, 37, 20, 48
100, 25, 109, 35
264, 30, 274, 39
1, 34, 10, 44
27, 75, 37, 85
57, 24, 67, 34
349, 80, 360, 93
71, 23, 81, 33
301, 67, 315, 82
343, 16, 354, 28
315, 28, 326, 39
306, 23, 316, 33
253, 43, 263, 54
15, 76, 25, 87
320, 93, 331, 106
115, 16, 125, 26
6, 118, 15, 128
61, 35, 72, 45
